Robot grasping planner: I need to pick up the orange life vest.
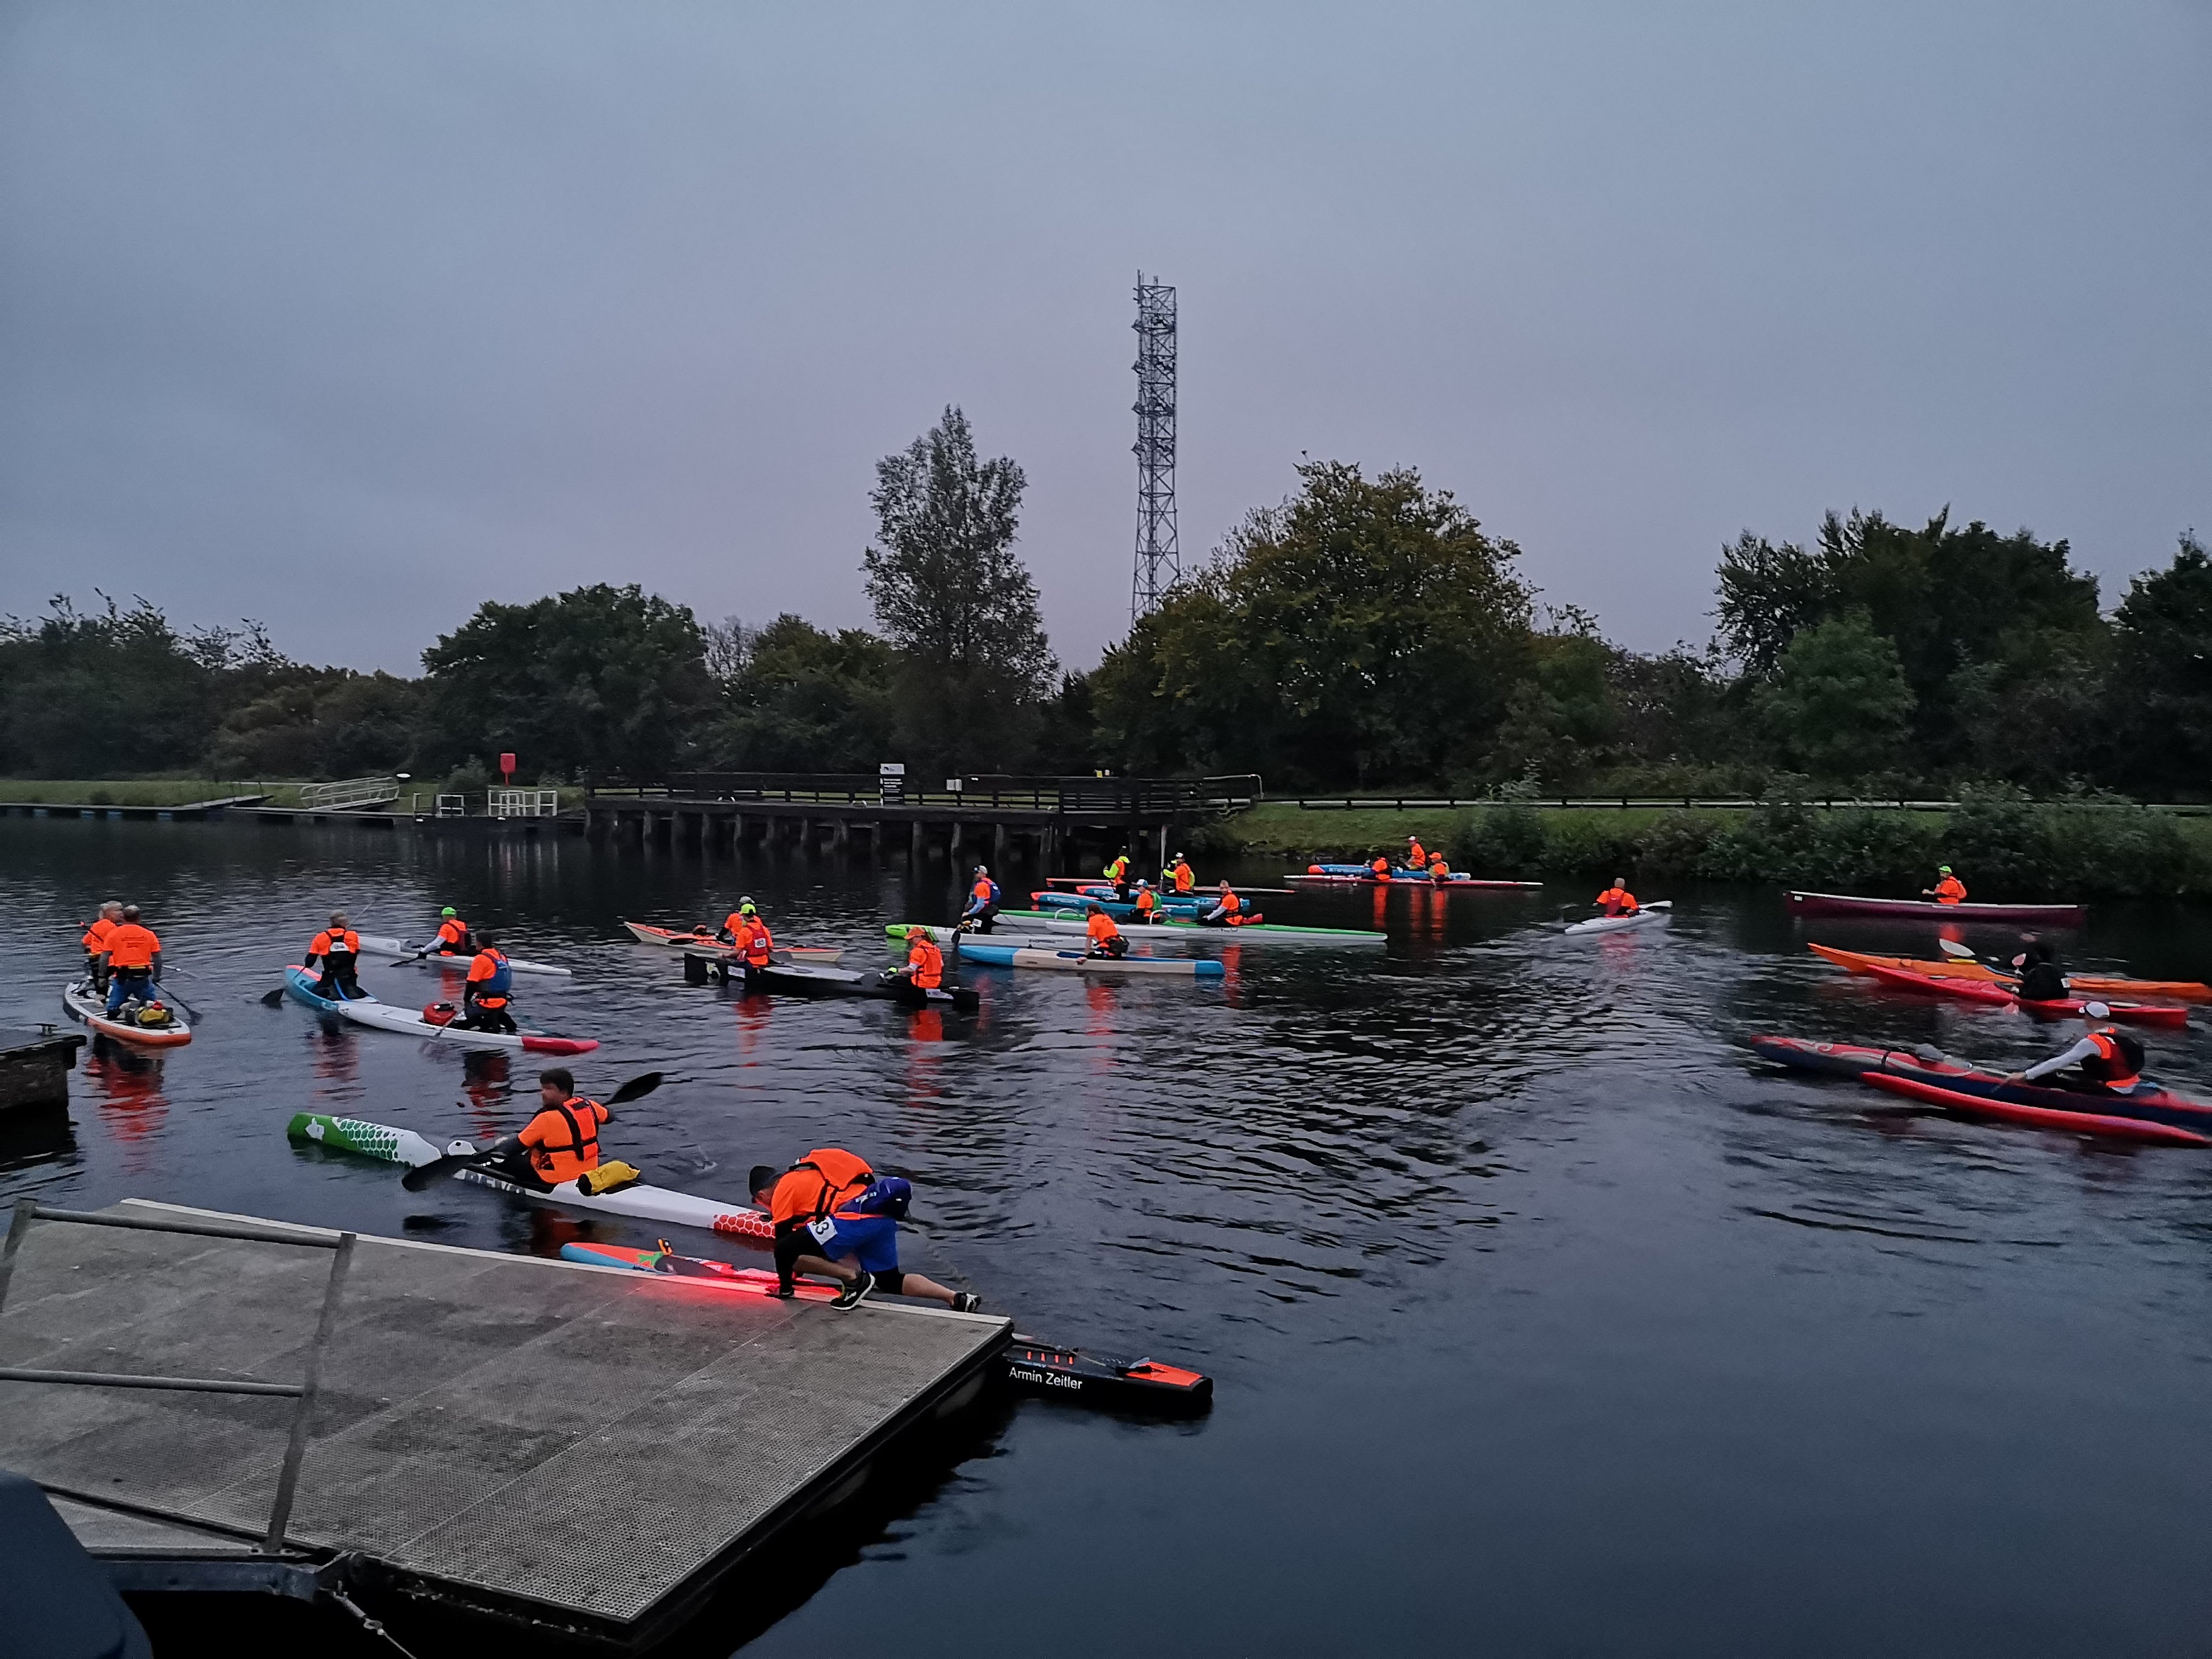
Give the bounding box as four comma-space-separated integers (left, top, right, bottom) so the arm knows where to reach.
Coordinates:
2083, 1028, 2143, 1088
970, 878, 994, 905
520, 1096, 606, 1184
1408, 839, 1427, 866
1597, 886, 1637, 915
1933, 876, 1968, 905
310, 926, 360, 958
1171, 862, 1195, 893
739, 917, 774, 968
436, 916, 469, 950
1370, 857, 1392, 880
907, 933, 943, 990
769, 1147, 874, 1230
1133, 890, 1158, 917
466, 948, 510, 1007
104, 923, 159, 971
81, 917, 114, 954
1218, 891, 1244, 919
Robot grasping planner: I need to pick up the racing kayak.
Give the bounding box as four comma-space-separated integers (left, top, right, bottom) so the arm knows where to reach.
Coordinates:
1785, 890, 2085, 925
1287, 866, 1541, 890
949, 940, 1226, 979
560, 1242, 1212, 1412
1862, 1072, 2211, 1147
908, 913, 1386, 948
890, 922, 1194, 954
61, 978, 193, 1047
1564, 901, 1672, 936
1032, 889, 1211, 915
356, 936, 572, 977
286, 1112, 774, 1239
1805, 942, 2210, 1003
619, 920, 845, 964
1748, 1035, 2212, 1135
281, 965, 599, 1053
1851, 960, 2190, 1028
682, 953, 980, 1012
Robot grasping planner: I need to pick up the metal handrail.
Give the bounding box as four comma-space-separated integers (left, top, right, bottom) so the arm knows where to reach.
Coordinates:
0, 1200, 356, 1553
299, 776, 400, 811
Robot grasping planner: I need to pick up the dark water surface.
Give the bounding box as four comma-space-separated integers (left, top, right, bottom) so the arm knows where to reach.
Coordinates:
6, 819, 2212, 1655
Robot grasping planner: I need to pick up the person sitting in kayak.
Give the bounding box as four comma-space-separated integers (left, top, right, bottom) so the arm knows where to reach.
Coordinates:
1426, 852, 1453, 883
2005, 1009, 2147, 1095
961, 866, 1000, 934
1595, 879, 1638, 917
720, 899, 774, 975
431, 907, 472, 956
1924, 866, 1968, 905
1130, 881, 1162, 923
101, 906, 163, 1015
1406, 834, 1427, 870
304, 911, 364, 1000
1196, 881, 1258, 927
479, 1068, 612, 1191
459, 936, 517, 1033
1369, 854, 1393, 882
750, 1154, 979, 1312
1168, 854, 1196, 894
81, 899, 121, 997
891, 928, 945, 992
1085, 903, 1131, 958
2008, 934, 2068, 1003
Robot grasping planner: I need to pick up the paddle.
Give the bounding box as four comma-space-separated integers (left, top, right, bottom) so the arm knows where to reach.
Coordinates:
400, 1071, 665, 1192
1937, 939, 2022, 973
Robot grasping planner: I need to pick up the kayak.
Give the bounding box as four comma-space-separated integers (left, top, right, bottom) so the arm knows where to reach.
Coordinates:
61, 978, 193, 1047
890, 922, 1195, 954
1033, 889, 1211, 915
1806, 942, 2210, 1003
620, 920, 845, 964
1785, 890, 2085, 925
281, 965, 600, 1053
286, 1112, 775, 1239
905, 913, 1386, 948
1564, 902, 1672, 936
683, 952, 981, 1013
560, 1241, 1212, 1412
1862, 1071, 2211, 1148
1287, 867, 1541, 890
356, 936, 573, 978
950, 940, 1226, 979
1852, 960, 2190, 1028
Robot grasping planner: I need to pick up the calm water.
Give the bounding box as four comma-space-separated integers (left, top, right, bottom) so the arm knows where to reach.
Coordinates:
6, 819, 2212, 1655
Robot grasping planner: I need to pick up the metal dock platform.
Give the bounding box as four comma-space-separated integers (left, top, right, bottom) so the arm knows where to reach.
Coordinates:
0, 1199, 1007, 1647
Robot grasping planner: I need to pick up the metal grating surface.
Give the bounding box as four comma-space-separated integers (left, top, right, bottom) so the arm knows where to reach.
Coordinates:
0, 1202, 1005, 1627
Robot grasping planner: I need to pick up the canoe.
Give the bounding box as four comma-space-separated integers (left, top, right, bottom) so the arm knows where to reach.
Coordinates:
281, 965, 600, 1053
1852, 960, 2190, 1027
904, 913, 1386, 948
1785, 890, 2085, 924
61, 978, 193, 1047
1749, 1035, 2212, 1134
285, 1112, 775, 1239
1806, 943, 2209, 1003
683, 953, 980, 1012
951, 940, 1226, 979
1564, 902, 1672, 936
560, 1241, 1213, 1412
1285, 869, 1542, 890
620, 920, 845, 964
1861, 1072, 2211, 1147
356, 936, 572, 977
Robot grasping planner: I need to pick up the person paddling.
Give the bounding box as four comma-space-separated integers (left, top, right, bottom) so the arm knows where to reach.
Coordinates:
1426, 851, 1453, 884
1085, 902, 1131, 959
429, 907, 473, 957
1197, 880, 1258, 928
1406, 834, 1427, 870
1168, 854, 1196, 895
720, 899, 774, 977
961, 866, 1000, 934
1924, 866, 1968, 905
1595, 877, 1639, 917
1130, 880, 1162, 924
101, 906, 164, 1016
891, 927, 945, 993
304, 911, 364, 1000
476, 1068, 617, 1191
2008, 934, 2067, 1003
2005, 1007, 2147, 1096
1369, 854, 1393, 882
1103, 851, 1134, 902
81, 900, 122, 997
749, 1153, 979, 1312
458, 934, 517, 1033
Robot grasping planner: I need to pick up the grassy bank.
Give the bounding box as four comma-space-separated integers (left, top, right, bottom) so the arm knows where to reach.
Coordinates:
0, 779, 310, 808
1208, 798, 2212, 899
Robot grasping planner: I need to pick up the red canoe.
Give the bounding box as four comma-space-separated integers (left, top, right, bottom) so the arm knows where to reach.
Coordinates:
1855, 961, 2191, 1027
1786, 890, 2085, 925
1863, 1071, 2212, 1147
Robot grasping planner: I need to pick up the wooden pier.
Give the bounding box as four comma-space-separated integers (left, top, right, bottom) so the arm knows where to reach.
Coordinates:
0, 1027, 85, 1115
0, 1199, 1007, 1648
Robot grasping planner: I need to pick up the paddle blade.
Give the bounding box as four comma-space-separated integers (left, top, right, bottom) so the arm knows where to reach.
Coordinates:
260, 985, 288, 1007
607, 1070, 663, 1106
400, 1152, 475, 1192
1937, 939, 1977, 957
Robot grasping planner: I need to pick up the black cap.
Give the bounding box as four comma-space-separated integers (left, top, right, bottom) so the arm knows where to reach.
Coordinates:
748, 1164, 777, 1198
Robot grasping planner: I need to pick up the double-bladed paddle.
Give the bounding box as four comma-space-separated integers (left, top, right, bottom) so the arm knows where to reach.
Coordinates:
399, 1070, 664, 1191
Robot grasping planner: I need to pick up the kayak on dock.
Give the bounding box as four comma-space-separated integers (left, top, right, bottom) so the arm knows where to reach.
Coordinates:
281, 965, 600, 1053
1806, 943, 2210, 1003
681, 951, 981, 1012
1564, 901, 1672, 936
1785, 890, 2086, 925
61, 978, 193, 1047
620, 920, 845, 964
561, 1241, 1213, 1412
1845, 960, 2190, 1027
949, 940, 1227, 979
356, 936, 574, 977
286, 1111, 775, 1238
1286, 866, 1541, 890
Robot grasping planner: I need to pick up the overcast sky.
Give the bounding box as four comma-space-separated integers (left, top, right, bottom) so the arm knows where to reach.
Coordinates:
4, 2, 2208, 674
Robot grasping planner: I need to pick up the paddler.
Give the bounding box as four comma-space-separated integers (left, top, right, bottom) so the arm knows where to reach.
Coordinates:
1168, 853, 1196, 894
749, 1153, 980, 1312
477, 1068, 617, 1191
723, 899, 775, 976
1924, 866, 1968, 905
1406, 833, 1427, 870
1595, 877, 1638, 917
890, 927, 945, 993
81, 900, 122, 997
1426, 851, 1453, 883
1369, 853, 1393, 882
458, 933, 517, 1033
429, 907, 472, 956
2008, 934, 2068, 1003
1130, 880, 1162, 923
1084, 902, 1131, 958
960, 866, 1001, 934
304, 910, 364, 1000
101, 905, 163, 1015
2005, 1007, 2147, 1096
1104, 851, 1134, 902
1196, 880, 1258, 927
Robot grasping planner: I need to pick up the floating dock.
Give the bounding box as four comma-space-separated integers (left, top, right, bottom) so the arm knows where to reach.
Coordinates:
0, 1027, 85, 1114
0, 1199, 1007, 1647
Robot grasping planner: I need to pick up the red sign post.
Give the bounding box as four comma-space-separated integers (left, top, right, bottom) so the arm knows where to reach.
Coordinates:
498, 752, 517, 782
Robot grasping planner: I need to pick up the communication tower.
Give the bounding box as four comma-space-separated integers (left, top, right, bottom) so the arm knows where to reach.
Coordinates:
1131, 273, 1179, 620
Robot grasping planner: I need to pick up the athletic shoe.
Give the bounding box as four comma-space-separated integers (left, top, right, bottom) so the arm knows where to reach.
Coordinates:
952, 1292, 982, 1313
769, 1282, 796, 1299
833, 1270, 873, 1310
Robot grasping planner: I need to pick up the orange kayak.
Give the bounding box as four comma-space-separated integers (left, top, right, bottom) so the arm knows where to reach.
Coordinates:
1808, 943, 2210, 1004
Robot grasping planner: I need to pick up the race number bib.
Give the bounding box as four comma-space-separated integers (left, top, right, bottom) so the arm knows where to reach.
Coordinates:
806, 1215, 839, 1247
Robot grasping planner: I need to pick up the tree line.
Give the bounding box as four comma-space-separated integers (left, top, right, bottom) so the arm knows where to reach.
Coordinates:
4, 409, 2208, 800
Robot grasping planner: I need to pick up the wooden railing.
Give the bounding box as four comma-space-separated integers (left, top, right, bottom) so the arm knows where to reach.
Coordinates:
588, 773, 1264, 816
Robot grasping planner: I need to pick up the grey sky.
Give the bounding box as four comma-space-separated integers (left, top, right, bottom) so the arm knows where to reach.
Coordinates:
4, 2, 2208, 674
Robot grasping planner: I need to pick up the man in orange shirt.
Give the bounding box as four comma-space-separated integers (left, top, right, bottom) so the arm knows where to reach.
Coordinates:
460, 935, 516, 1033
1084, 902, 1130, 958
1595, 877, 1638, 917
477, 1069, 615, 1191
101, 906, 163, 1015
81, 900, 122, 995
891, 928, 944, 991
1925, 866, 1968, 905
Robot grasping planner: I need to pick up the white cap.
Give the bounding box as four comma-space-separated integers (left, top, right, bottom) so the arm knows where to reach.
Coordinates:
2083, 1001, 2112, 1019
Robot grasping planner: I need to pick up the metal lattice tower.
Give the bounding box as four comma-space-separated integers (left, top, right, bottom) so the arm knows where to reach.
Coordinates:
1131, 273, 1179, 620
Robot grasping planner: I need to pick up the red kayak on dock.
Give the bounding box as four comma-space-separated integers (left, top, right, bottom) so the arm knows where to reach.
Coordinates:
1852, 960, 2190, 1027
1785, 890, 2085, 925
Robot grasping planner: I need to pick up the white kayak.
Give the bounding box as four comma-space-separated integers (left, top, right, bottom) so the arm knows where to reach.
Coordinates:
285, 1112, 772, 1240
356, 935, 573, 977
62, 977, 193, 1047
620, 919, 845, 965
953, 940, 1227, 979
1563, 901, 1672, 936
281, 965, 598, 1053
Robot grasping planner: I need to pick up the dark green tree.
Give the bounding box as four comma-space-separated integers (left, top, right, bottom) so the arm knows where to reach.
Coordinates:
863, 407, 1055, 774
1757, 610, 1915, 781
2109, 534, 2212, 799
701, 614, 896, 772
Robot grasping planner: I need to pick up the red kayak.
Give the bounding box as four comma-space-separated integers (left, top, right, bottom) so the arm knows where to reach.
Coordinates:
1862, 1071, 2212, 1147
1854, 961, 2190, 1027
1786, 890, 2085, 925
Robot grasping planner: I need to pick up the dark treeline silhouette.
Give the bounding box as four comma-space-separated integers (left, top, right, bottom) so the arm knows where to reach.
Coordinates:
5, 423, 2208, 800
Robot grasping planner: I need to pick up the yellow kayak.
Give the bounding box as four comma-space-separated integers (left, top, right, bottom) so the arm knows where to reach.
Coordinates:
1807, 942, 2210, 1003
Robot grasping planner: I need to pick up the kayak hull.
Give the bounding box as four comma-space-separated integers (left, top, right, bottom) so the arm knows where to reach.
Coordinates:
952, 940, 1226, 978
1862, 1071, 2211, 1147
1564, 903, 1671, 936
1785, 890, 2085, 925
685, 953, 980, 1012
281, 966, 599, 1053
62, 979, 193, 1047
1852, 960, 2190, 1027
1285, 871, 1541, 890
622, 920, 844, 964
1806, 942, 2208, 1002
898, 916, 1386, 949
